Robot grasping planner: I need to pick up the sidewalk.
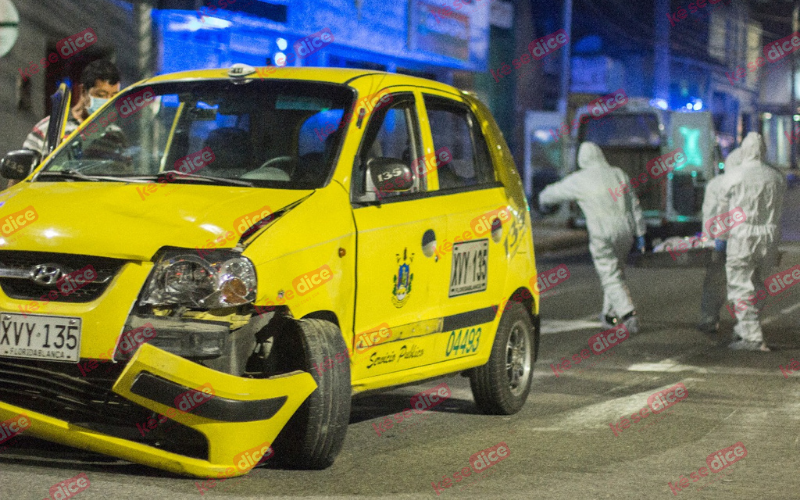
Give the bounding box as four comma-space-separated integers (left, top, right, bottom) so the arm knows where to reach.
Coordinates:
531, 223, 588, 253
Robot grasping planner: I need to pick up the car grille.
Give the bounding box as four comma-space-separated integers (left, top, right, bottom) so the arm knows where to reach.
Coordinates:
0, 251, 126, 303
0, 359, 208, 460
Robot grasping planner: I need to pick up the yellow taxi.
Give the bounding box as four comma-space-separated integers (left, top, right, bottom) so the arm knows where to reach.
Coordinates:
0, 65, 539, 478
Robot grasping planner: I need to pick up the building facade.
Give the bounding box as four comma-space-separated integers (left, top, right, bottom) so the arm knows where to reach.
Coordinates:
0, 0, 140, 155
0, 0, 494, 161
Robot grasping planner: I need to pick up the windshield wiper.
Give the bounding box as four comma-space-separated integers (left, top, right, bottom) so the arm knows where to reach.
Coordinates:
36, 170, 148, 183
38, 169, 254, 187
150, 171, 254, 187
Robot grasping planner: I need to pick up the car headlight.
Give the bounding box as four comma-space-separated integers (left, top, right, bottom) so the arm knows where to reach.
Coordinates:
141, 250, 257, 308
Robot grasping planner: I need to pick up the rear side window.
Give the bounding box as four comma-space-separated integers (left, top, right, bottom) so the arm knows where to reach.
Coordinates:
424, 96, 494, 190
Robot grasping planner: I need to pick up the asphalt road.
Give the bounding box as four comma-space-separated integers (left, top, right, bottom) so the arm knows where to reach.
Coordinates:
1, 242, 799, 500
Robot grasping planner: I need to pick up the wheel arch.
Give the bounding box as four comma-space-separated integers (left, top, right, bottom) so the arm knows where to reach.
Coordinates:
507, 285, 539, 361
301, 310, 341, 330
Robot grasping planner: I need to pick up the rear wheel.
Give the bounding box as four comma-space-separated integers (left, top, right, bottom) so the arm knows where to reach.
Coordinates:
469, 303, 535, 414
266, 317, 351, 469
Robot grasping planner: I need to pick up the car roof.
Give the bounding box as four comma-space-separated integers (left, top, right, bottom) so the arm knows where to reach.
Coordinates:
142, 67, 462, 95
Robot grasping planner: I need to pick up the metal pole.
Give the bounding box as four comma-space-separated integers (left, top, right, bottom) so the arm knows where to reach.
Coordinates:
136, 3, 154, 175
792, 0, 798, 169
654, 0, 670, 102
558, 0, 572, 216
557, 0, 572, 116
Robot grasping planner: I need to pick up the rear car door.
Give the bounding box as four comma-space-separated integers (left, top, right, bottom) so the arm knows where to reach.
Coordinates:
420, 93, 512, 364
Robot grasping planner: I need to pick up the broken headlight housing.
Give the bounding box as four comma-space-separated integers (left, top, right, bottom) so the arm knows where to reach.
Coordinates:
141, 249, 256, 308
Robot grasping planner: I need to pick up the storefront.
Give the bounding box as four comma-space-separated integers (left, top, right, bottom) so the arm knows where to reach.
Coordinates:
153, 0, 490, 82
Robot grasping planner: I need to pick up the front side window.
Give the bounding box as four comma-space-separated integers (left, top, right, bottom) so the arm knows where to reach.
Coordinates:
353, 93, 423, 201
424, 96, 494, 190
41, 80, 354, 189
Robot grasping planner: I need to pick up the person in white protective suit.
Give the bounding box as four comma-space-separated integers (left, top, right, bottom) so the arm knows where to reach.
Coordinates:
698, 147, 743, 334
539, 142, 647, 333
717, 132, 786, 351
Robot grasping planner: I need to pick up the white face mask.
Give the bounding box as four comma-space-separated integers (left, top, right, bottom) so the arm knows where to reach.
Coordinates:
87, 95, 109, 114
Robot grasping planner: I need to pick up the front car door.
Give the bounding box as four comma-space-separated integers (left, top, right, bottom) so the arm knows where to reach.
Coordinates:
349, 89, 452, 386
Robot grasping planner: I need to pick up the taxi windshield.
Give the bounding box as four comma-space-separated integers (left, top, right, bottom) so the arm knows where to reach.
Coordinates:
41, 80, 354, 189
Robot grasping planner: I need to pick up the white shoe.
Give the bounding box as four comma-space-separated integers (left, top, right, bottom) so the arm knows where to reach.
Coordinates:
623, 315, 640, 335
619, 311, 639, 335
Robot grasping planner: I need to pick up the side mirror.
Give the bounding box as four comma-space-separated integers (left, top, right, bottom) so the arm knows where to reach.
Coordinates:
368, 157, 414, 193
1, 150, 41, 180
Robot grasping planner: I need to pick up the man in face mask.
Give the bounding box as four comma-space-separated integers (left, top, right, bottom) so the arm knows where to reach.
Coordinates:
718, 132, 786, 351
8, 60, 120, 186
539, 142, 647, 333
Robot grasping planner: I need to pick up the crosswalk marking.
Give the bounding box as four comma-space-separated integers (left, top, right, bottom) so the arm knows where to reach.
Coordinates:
763, 301, 800, 325
540, 319, 602, 335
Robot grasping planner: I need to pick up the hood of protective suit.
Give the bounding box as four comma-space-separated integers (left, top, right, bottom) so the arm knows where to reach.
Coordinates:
578, 142, 612, 169
724, 147, 743, 172
740, 132, 764, 164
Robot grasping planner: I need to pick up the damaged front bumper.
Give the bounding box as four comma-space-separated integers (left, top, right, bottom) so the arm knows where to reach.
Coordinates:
0, 343, 316, 478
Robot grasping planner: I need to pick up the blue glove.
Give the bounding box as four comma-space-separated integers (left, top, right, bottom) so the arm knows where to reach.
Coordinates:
636, 236, 646, 253
714, 239, 727, 252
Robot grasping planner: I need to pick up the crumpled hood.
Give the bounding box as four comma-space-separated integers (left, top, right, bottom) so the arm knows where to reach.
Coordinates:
578, 142, 612, 169
0, 182, 312, 261
740, 132, 764, 165
724, 147, 743, 172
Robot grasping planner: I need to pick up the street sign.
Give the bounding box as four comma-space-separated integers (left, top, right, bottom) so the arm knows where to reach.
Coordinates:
0, 0, 19, 58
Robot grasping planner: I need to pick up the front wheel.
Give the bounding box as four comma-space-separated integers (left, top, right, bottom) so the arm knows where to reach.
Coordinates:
469, 303, 535, 415
268, 318, 351, 469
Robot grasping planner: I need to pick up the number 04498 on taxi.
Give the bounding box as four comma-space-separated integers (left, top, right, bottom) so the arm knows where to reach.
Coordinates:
0, 314, 81, 363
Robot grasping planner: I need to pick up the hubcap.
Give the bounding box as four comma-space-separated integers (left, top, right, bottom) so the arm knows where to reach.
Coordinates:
505, 321, 531, 397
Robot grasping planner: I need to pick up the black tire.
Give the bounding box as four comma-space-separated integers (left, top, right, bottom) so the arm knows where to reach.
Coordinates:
269, 318, 351, 469
469, 303, 535, 415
